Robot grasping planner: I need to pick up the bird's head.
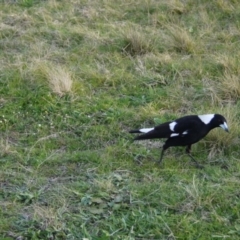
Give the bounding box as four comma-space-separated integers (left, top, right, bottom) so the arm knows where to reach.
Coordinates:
214, 114, 229, 132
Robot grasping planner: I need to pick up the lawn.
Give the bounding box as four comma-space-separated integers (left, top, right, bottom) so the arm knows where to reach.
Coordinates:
1, 0, 240, 239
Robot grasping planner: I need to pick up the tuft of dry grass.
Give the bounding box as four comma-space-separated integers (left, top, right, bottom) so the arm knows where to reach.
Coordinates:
216, 0, 235, 12
47, 66, 73, 96
37, 63, 74, 96
32, 205, 66, 229
163, 0, 186, 15
214, 54, 239, 74
201, 78, 223, 106
0, 138, 12, 156
212, 54, 240, 101
165, 24, 199, 54
180, 175, 202, 209
121, 26, 155, 56
94, 177, 115, 192
219, 71, 240, 101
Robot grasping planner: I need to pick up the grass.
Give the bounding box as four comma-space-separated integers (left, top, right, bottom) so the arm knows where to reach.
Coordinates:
1, 0, 240, 239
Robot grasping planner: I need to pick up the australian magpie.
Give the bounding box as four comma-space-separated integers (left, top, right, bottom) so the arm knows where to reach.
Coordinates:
129, 114, 229, 166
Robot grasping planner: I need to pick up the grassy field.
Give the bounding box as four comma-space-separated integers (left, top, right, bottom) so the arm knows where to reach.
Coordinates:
1, 0, 240, 239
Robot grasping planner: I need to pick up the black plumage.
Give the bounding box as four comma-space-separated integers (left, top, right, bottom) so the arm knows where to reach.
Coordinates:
129, 114, 229, 166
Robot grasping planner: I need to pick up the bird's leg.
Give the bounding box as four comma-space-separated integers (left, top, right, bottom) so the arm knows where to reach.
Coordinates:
158, 148, 165, 164
158, 144, 168, 164
185, 145, 203, 169
186, 145, 191, 152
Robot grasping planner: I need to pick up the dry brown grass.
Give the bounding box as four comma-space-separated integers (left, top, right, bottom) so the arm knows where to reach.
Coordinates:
0, 138, 13, 156
165, 24, 199, 54
30, 204, 66, 230
164, 0, 186, 14
35, 63, 74, 96
121, 26, 155, 55
219, 72, 240, 101
201, 78, 223, 106
214, 54, 239, 73
48, 67, 73, 96
216, 0, 235, 12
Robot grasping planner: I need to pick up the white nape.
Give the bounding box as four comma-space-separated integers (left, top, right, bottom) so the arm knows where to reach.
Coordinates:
140, 128, 154, 133
198, 114, 214, 125
169, 121, 177, 131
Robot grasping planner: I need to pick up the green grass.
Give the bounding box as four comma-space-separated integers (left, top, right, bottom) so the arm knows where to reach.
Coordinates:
1, 0, 240, 239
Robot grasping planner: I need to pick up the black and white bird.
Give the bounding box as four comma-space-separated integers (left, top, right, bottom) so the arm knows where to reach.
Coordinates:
129, 114, 229, 166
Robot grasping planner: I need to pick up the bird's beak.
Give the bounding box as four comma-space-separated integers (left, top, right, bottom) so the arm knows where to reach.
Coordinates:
220, 122, 229, 132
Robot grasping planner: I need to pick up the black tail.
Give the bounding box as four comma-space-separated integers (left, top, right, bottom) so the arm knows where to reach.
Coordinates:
129, 129, 161, 140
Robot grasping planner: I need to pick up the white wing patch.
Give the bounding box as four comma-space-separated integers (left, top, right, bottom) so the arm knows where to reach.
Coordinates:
139, 128, 154, 133
169, 122, 177, 131
198, 114, 214, 124
171, 131, 188, 137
